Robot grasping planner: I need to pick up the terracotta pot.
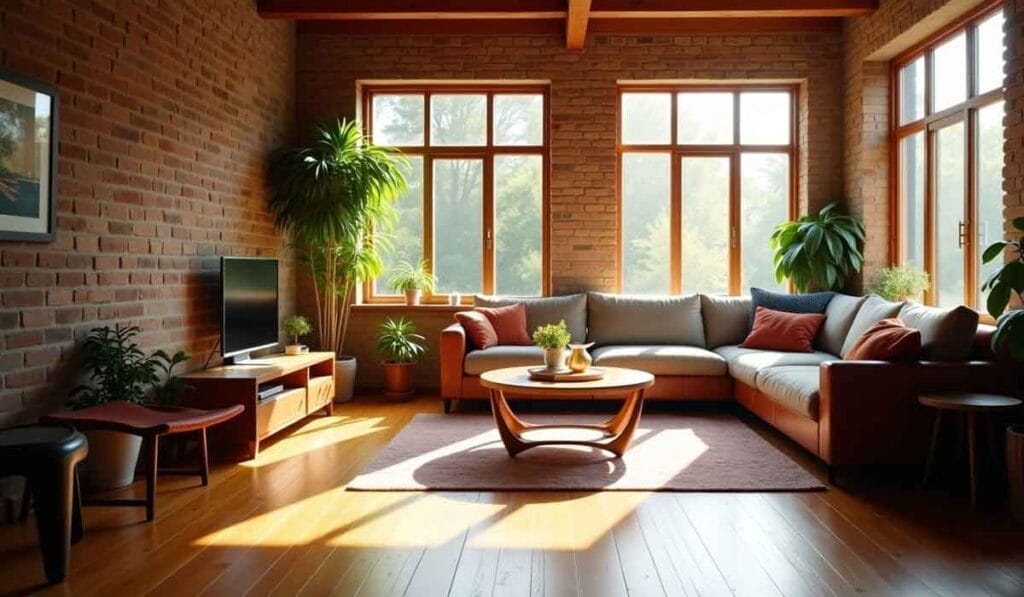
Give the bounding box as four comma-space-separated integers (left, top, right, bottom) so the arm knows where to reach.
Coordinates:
334, 356, 357, 403
383, 361, 415, 397
79, 430, 142, 492
404, 289, 421, 306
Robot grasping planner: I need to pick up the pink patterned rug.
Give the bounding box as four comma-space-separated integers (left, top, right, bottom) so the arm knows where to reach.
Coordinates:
347, 413, 824, 491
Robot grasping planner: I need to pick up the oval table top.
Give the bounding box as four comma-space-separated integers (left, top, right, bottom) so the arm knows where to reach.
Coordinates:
918, 392, 1023, 411
480, 366, 655, 397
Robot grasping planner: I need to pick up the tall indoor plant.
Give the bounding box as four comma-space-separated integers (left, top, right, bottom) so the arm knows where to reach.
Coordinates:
268, 119, 407, 401
770, 202, 866, 292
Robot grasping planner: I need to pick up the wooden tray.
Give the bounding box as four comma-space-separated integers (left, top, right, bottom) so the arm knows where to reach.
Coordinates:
527, 367, 606, 382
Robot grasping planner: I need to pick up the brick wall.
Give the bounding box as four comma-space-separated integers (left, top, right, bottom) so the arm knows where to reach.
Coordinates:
0, 0, 296, 426
1006, 0, 1024, 231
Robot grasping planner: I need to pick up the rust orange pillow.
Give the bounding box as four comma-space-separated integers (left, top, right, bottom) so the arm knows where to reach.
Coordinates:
476, 303, 531, 346
740, 307, 826, 352
846, 318, 921, 361
454, 310, 499, 350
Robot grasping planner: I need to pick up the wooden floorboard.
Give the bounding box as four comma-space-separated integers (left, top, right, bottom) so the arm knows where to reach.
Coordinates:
1, 395, 1022, 596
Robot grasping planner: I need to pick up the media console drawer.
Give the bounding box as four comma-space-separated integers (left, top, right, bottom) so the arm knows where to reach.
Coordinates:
256, 387, 306, 439
308, 376, 334, 413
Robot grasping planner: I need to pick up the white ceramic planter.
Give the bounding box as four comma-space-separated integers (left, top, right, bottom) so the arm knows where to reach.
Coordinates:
334, 356, 357, 403
543, 348, 566, 370
80, 430, 142, 492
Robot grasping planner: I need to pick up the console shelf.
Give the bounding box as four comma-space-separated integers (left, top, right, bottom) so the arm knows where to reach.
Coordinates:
182, 352, 336, 460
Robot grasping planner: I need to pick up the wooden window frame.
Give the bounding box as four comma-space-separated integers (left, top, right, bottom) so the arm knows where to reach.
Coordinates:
615, 83, 799, 295
890, 1, 1004, 308
360, 84, 551, 304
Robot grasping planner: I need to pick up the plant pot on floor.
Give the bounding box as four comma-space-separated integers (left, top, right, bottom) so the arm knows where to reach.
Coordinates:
382, 362, 415, 397
79, 430, 142, 492
334, 356, 357, 403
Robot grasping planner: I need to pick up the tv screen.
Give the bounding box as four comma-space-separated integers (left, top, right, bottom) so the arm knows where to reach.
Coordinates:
221, 257, 279, 358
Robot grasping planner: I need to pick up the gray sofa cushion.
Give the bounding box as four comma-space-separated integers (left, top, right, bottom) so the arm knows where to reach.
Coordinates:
701, 295, 753, 348
751, 287, 834, 314
464, 346, 546, 375
840, 295, 905, 357
713, 345, 837, 387
756, 366, 821, 420
816, 294, 868, 356
474, 294, 587, 343
587, 292, 705, 346
591, 345, 728, 376
898, 302, 979, 361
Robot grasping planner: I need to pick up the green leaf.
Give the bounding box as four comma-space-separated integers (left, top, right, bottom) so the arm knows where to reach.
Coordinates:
1013, 217, 1024, 232
987, 283, 1012, 318
1002, 261, 1024, 293
982, 242, 1008, 264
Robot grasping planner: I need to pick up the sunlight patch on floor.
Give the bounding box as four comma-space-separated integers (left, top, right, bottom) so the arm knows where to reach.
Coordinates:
239, 415, 389, 468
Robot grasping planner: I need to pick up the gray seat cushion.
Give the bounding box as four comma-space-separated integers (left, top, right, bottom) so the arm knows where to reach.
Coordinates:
840, 295, 905, 357
464, 346, 546, 375
756, 366, 821, 420
816, 293, 868, 356
701, 294, 753, 348
899, 302, 979, 361
587, 292, 705, 346
591, 345, 728, 376
714, 345, 837, 387
474, 294, 587, 343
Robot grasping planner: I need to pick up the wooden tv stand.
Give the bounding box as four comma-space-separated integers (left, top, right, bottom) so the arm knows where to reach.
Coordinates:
181, 352, 335, 460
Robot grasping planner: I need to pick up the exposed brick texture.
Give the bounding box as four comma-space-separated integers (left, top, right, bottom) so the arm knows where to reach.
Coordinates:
0, 0, 296, 426
1006, 0, 1024, 231
296, 31, 846, 295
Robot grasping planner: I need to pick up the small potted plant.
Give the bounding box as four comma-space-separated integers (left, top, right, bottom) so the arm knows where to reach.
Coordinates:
869, 266, 930, 301
376, 317, 427, 397
388, 259, 437, 306
69, 324, 190, 491
282, 315, 313, 355
533, 320, 572, 371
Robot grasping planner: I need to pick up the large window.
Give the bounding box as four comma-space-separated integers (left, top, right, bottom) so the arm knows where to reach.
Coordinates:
363, 86, 549, 302
618, 86, 796, 295
894, 3, 1005, 308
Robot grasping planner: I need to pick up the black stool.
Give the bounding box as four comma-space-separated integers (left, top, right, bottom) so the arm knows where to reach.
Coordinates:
0, 425, 88, 584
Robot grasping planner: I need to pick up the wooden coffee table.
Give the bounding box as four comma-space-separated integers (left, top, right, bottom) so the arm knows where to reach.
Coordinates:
479, 366, 655, 458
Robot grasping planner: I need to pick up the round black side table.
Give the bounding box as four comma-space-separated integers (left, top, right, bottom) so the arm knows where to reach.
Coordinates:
0, 425, 88, 584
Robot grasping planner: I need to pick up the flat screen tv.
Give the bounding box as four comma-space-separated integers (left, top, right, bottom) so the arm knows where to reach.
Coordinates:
221, 257, 279, 362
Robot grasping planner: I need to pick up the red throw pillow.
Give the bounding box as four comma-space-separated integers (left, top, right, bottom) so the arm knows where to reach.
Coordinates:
740, 307, 826, 352
454, 310, 499, 350
476, 303, 531, 346
846, 318, 921, 361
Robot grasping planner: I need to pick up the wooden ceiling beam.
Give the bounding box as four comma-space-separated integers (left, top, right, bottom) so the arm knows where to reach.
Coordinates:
258, 0, 566, 20
566, 0, 593, 49
589, 0, 876, 19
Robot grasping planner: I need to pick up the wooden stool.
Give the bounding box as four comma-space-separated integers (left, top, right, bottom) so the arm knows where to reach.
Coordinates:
41, 403, 243, 522
0, 425, 88, 584
919, 392, 1022, 508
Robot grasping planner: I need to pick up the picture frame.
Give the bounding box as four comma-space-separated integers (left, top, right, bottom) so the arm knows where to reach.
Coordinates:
0, 70, 58, 242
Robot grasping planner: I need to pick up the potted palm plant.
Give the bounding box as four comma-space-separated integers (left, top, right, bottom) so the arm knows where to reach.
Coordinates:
267, 119, 407, 402
69, 325, 190, 491
376, 317, 427, 397
770, 202, 866, 292
388, 259, 437, 306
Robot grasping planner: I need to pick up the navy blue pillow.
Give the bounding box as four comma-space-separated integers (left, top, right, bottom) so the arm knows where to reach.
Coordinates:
750, 287, 834, 314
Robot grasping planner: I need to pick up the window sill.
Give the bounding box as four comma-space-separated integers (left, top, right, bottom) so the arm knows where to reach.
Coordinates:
351, 303, 470, 314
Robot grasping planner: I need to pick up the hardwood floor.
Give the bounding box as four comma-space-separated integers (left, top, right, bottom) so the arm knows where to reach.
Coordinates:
1, 396, 1022, 596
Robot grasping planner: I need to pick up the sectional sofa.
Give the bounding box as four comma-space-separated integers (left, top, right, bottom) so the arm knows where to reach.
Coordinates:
440, 292, 1019, 480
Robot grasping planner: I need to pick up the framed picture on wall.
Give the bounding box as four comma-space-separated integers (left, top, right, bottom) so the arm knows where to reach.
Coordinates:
0, 70, 57, 242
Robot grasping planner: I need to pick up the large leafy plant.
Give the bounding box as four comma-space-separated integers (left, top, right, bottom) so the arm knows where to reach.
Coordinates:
770, 202, 865, 292
268, 119, 407, 355
981, 217, 1024, 360
376, 317, 427, 364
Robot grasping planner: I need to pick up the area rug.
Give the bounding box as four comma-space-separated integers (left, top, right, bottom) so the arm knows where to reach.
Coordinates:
347, 413, 824, 491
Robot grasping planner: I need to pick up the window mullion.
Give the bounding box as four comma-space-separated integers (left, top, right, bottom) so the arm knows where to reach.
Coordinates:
483, 154, 495, 295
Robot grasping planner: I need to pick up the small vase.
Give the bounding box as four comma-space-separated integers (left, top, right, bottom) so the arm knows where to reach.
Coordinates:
567, 343, 594, 373
405, 289, 421, 306
448, 293, 462, 306
543, 347, 566, 371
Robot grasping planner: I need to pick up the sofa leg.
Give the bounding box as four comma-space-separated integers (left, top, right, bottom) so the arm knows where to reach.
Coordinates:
443, 399, 452, 414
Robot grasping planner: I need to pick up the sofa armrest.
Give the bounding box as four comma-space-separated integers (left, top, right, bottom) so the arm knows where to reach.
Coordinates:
440, 323, 467, 399
819, 360, 1016, 467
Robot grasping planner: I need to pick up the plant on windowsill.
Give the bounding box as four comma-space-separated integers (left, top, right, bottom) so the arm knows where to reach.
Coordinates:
376, 317, 427, 397
388, 259, 437, 306
282, 315, 313, 356
267, 119, 408, 402
869, 266, 931, 302
68, 324, 191, 491
533, 320, 572, 371
770, 202, 866, 293
981, 217, 1024, 361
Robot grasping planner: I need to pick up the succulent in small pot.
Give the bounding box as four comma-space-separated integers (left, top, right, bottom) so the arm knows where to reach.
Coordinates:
533, 320, 572, 371
376, 317, 427, 397
869, 266, 931, 302
282, 315, 313, 356
388, 259, 437, 306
